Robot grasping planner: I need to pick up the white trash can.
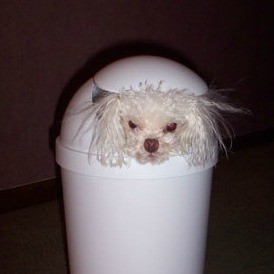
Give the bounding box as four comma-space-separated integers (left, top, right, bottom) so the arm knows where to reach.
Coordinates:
56, 56, 217, 274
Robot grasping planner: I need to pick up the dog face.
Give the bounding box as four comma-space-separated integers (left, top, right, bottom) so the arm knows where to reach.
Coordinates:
76, 84, 243, 167
118, 89, 186, 164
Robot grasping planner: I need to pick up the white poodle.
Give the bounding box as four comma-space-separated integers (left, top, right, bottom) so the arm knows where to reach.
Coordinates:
74, 83, 244, 167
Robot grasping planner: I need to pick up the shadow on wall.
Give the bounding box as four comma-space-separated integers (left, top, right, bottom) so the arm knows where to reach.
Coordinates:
49, 41, 208, 152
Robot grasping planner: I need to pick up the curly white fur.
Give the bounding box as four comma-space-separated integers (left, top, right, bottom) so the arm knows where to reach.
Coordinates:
74, 83, 245, 167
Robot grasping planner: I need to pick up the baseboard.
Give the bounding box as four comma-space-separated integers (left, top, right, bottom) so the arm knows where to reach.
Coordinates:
230, 127, 274, 151
0, 127, 273, 214
0, 178, 62, 214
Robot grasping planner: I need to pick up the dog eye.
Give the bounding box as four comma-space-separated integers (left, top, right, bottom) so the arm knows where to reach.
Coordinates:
128, 120, 138, 129
165, 122, 177, 132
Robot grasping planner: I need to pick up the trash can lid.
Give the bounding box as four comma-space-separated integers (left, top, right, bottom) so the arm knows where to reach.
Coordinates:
57, 55, 217, 174
94, 55, 207, 95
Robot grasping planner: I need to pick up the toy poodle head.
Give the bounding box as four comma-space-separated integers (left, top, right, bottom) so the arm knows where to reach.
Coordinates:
75, 83, 244, 167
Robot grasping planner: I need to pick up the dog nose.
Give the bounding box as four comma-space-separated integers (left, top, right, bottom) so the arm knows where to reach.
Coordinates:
144, 138, 159, 153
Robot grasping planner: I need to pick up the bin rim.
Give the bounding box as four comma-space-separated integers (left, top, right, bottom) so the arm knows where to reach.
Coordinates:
56, 137, 217, 179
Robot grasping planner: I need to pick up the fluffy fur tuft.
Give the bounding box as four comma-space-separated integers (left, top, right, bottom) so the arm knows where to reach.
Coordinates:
74, 83, 247, 167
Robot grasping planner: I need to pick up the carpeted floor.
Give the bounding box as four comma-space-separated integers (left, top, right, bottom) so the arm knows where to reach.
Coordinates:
0, 142, 273, 274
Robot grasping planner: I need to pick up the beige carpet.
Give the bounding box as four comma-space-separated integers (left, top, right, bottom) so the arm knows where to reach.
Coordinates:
1, 142, 273, 273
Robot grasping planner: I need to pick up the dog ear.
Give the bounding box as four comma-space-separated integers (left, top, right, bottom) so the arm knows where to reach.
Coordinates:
177, 92, 246, 166
89, 92, 126, 166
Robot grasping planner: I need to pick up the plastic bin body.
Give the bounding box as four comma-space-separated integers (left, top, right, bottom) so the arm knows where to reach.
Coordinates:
56, 56, 217, 274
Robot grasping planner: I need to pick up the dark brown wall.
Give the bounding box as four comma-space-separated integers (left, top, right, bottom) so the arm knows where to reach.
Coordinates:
1, 1, 273, 190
